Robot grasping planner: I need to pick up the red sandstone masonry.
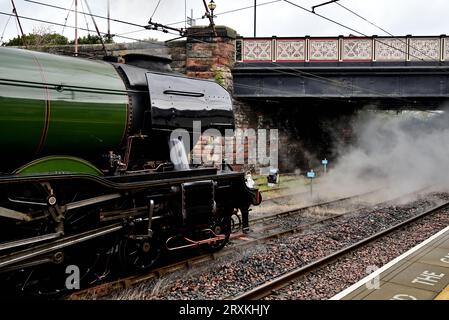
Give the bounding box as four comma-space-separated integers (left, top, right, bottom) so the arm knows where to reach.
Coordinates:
168, 26, 260, 172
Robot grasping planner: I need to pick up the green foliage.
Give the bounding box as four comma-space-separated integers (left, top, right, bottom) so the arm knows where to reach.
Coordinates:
5, 33, 68, 46
211, 65, 225, 87
70, 34, 114, 45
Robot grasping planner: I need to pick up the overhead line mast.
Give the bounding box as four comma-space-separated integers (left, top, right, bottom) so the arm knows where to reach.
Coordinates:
107, 0, 111, 42
254, 0, 256, 37
84, 0, 108, 56
10, 0, 24, 38
75, 0, 78, 56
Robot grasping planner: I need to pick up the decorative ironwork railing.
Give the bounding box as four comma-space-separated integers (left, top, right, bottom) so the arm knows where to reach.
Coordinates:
235, 36, 449, 63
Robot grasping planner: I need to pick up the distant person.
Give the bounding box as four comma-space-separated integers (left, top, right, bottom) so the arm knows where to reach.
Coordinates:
245, 172, 255, 188
242, 172, 255, 234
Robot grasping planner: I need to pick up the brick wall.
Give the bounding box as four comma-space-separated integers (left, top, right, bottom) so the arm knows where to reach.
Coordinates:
20, 41, 170, 60
168, 40, 187, 74
184, 26, 237, 92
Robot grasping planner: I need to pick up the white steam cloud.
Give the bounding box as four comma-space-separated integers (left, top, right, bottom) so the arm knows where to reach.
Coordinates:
323, 109, 449, 199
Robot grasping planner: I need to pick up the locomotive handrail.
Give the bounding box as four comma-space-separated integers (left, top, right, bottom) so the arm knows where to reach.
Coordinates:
0, 78, 130, 95
163, 90, 205, 97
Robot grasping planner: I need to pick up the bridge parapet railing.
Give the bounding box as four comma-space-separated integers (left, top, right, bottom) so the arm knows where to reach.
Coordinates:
236, 36, 448, 63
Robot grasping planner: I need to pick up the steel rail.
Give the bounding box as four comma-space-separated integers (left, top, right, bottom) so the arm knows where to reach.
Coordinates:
231, 201, 449, 300
248, 188, 381, 225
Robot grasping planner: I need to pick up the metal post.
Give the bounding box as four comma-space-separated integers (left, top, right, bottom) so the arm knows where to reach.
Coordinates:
322, 158, 328, 175
75, 0, 78, 56
307, 170, 315, 197
107, 0, 111, 42
254, 0, 257, 37
10, 0, 24, 38
84, 0, 108, 56
184, 0, 187, 29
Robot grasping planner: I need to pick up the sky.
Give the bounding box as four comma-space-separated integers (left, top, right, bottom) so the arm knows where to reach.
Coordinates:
1, 0, 449, 44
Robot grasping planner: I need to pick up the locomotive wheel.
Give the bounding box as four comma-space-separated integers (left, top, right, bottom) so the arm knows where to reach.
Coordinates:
0, 242, 110, 298
0, 181, 119, 297
231, 212, 242, 233
205, 215, 232, 252
0, 253, 68, 298
118, 237, 161, 273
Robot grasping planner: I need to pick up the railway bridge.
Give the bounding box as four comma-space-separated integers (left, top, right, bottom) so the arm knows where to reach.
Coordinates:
232, 36, 449, 108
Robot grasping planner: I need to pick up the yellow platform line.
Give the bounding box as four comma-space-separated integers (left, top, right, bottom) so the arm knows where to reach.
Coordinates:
435, 285, 449, 300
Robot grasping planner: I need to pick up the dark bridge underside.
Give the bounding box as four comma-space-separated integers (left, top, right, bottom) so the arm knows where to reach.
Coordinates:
233, 62, 449, 109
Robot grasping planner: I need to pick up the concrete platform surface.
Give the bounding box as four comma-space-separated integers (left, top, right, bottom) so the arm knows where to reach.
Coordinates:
331, 225, 449, 300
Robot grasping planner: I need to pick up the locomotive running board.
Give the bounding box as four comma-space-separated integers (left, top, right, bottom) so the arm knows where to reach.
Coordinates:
0, 223, 122, 270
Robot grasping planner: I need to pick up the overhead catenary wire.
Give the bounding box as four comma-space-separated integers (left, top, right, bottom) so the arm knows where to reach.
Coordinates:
335, 2, 391, 37
0, 14, 12, 45
150, 0, 163, 21
24, 0, 145, 29
116, 0, 283, 37
115, 28, 145, 37
166, 0, 282, 26
62, 0, 75, 35
0, 11, 168, 48
312, 0, 339, 13
79, 0, 90, 35
23, 0, 206, 44
334, 1, 442, 64
282, 0, 431, 63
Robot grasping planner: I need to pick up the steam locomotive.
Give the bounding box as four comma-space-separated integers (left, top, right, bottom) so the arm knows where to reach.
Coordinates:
0, 47, 260, 295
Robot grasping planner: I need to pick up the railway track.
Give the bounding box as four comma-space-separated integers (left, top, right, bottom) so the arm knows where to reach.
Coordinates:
259, 186, 289, 195
67, 189, 381, 299
251, 190, 378, 223
230, 199, 449, 300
